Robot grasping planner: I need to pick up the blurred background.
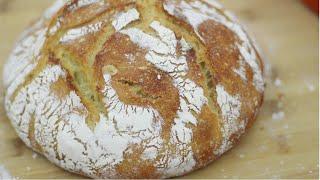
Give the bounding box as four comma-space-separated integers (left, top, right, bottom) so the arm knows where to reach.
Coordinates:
302, 0, 319, 14
0, 0, 318, 179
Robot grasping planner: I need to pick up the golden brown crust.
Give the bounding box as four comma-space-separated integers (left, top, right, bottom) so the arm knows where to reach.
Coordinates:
4, 0, 264, 179
95, 33, 181, 136
162, 0, 264, 155
197, 19, 263, 123
191, 105, 221, 168
115, 145, 160, 179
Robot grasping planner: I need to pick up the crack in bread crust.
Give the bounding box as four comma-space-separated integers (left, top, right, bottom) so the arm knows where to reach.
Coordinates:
47, 2, 143, 129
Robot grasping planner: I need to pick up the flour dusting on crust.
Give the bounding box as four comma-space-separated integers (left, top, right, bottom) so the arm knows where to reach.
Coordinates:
203, 0, 223, 9
68, 0, 104, 12
3, 24, 46, 89
60, 22, 103, 42
50, 0, 108, 35
4, 1, 68, 146
101, 74, 163, 167
233, 59, 247, 82
43, 0, 67, 19
3, 0, 264, 178
6, 63, 162, 177
112, 8, 140, 31
4, 0, 66, 99
5, 64, 163, 178
121, 21, 208, 177
215, 84, 244, 156
163, 0, 264, 92
60, 6, 140, 42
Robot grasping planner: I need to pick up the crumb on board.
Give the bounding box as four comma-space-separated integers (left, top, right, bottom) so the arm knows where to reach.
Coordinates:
258, 145, 268, 152
274, 78, 282, 87
0, 165, 12, 179
272, 175, 280, 179
272, 111, 285, 121
305, 81, 315, 92
275, 134, 290, 154
32, 153, 38, 159
26, 166, 31, 171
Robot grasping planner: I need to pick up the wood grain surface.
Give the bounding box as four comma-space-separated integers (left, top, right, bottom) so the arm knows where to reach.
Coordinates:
0, 0, 318, 179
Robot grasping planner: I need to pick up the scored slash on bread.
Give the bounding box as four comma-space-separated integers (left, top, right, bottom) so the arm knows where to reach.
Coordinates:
3, 0, 264, 178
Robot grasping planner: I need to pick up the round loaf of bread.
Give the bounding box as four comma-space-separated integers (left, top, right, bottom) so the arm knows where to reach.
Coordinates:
3, 0, 264, 178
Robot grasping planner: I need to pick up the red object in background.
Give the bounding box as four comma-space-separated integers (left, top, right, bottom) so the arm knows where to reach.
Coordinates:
302, 0, 319, 15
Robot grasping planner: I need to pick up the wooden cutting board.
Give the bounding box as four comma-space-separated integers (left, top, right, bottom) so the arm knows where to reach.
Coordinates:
0, 0, 318, 179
